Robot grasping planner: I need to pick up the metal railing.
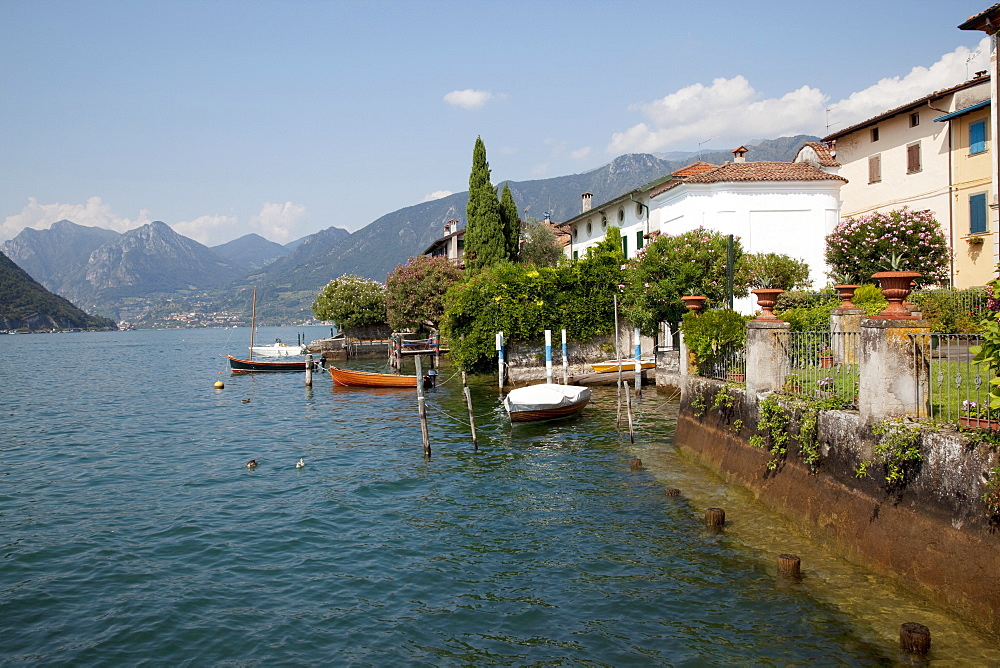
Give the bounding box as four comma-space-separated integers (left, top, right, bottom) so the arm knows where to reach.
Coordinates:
924, 332, 997, 427
783, 331, 860, 406
700, 344, 746, 383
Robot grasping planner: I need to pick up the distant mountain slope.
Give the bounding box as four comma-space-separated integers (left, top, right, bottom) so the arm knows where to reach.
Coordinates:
0, 251, 116, 331
211, 233, 290, 270
62, 221, 240, 317
0, 220, 120, 292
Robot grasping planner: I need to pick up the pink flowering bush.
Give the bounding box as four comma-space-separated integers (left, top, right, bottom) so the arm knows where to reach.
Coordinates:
621, 227, 744, 334
386, 255, 464, 331
824, 207, 949, 286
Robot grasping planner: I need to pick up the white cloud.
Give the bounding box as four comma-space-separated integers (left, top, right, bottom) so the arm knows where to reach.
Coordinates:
422, 190, 453, 202
443, 89, 499, 110
0, 196, 151, 242
571, 146, 592, 160
248, 201, 308, 244
607, 38, 990, 154
172, 214, 240, 245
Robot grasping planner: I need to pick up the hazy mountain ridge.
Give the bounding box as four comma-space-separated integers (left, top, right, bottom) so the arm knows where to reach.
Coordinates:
0, 251, 117, 331
211, 233, 291, 270
0, 220, 120, 293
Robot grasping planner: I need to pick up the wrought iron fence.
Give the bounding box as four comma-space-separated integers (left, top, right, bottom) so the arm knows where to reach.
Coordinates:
699, 344, 746, 383
783, 331, 860, 407
924, 332, 997, 428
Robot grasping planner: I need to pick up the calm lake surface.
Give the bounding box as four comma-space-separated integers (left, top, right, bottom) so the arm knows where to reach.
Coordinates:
2, 327, 998, 665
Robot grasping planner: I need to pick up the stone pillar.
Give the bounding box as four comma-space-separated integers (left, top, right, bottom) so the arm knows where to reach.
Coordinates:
859, 319, 931, 424
831, 308, 865, 365
746, 321, 791, 394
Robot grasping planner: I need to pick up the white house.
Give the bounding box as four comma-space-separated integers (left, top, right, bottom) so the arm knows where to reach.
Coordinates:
647, 147, 847, 312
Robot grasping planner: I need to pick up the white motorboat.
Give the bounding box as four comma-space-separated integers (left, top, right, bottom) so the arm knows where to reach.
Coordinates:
503, 383, 592, 422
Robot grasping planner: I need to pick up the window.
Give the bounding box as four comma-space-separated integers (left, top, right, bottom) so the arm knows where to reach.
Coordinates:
971, 120, 987, 155
601, 214, 608, 229
906, 142, 922, 174
572, 226, 578, 240
621, 236, 628, 256
586, 221, 592, 235
970, 192, 989, 235
636, 202, 644, 217
909, 112, 920, 128
636, 230, 644, 251
573, 250, 578, 260
868, 154, 881, 184
871, 127, 879, 142
618, 208, 625, 223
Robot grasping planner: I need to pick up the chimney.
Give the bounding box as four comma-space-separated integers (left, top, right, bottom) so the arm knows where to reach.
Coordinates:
582, 192, 593, 213
732, 146, 749, 163
444, 218, 458, 235
543, 212, 551, 224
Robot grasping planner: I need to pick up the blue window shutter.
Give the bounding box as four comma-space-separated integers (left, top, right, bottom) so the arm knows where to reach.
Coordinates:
971, 121, 987, 155
970, 193, 988, 234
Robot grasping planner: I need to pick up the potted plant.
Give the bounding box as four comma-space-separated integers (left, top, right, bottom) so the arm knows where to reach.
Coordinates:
681, 295, 708, 313
830, 271, 860, 311
738, 252, 811, 322
726, 363, 745, 383
817, 345, 834, 368
872, 254, 921, 320
960, 400, 1000, 431
783, 373, 803, 394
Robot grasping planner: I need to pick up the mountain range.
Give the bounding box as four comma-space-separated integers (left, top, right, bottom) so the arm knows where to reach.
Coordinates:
0, 136, 818, 325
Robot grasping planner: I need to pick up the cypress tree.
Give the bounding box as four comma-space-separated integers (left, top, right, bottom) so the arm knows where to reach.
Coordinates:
464, 136, 504, 271
498, 183, 520, 262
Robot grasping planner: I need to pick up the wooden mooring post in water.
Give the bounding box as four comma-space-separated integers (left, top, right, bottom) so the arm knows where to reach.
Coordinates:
415, 354, 430, 457
462, 371, 478, 450
305, 354, 313, 387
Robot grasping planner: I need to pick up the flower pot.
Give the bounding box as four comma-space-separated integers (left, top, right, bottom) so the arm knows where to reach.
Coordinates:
726, 372, 745, 383
834, 284, 860, 310
819, 356, 834, 368
872, 271, 921, 319
681, 295, 708, 313
959, 416, 1000, 431
751, 288, 785, 322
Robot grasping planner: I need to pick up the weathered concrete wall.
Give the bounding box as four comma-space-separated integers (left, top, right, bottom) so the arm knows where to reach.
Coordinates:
676, 376, 1000, 635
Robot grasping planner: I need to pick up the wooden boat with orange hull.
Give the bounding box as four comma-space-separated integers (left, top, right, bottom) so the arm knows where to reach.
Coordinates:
328, 365, 418, 388
503, 383, 592, 422
228, 355, 316, 373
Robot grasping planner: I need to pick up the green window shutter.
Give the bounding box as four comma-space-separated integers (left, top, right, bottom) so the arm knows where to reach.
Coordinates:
971, 121, 987, 155
622, 236, 628, 256
970, 193, 988, 234
636, 230, 644, 250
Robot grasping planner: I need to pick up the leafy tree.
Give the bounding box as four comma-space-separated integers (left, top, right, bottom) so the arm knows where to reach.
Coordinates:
737, 252, 811, 290
312, 274, 387, 330
464, 137, 505, 271
621, 227, 744, 334
385, 255, 464, 332
499, 183, 521, 262
519, 219, 565, 267
825, 207, 949, 287
681, 308, 750, 366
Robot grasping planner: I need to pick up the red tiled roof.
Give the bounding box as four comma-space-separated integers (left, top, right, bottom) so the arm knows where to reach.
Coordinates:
959, 4, 1000, 31
649, 161, 845, 197
672, 161, 718, 178
822, 76, 990, 142
799, 142, 840, 167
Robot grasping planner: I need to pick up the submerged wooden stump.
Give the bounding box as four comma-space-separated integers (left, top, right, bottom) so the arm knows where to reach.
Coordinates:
705, 507, 726, 527
899, 622, 931, 655
664, 488, 681, 497
630, 458, 643, 470
777, 553, 801, 578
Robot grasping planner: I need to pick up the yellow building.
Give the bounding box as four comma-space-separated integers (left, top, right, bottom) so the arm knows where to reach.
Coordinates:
937, 91, 994, 287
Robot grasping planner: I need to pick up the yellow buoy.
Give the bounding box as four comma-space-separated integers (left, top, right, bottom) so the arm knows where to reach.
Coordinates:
214, 381, 225, 389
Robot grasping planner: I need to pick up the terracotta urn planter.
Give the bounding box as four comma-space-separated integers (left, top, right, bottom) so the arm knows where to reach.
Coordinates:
751, 288, 785, 322
872, 271, 921, 319
819, 356, 834, 369
833, 284, 860, 310
681, 295, 708, 313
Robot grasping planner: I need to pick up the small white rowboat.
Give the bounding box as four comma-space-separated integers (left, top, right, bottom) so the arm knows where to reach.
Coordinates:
503, 383, 592, 422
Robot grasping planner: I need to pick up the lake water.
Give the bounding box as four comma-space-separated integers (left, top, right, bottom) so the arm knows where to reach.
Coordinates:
1, 327, 997, 665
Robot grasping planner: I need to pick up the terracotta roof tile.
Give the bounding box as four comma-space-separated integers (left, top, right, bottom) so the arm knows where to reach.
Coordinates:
672, 161, 718, 177
649, 161, 845, 197
799, 142, 840, 167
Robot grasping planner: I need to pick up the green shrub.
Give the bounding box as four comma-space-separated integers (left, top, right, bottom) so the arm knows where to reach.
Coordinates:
682, 308, 749, 364
911, 289, 983, 334
850, 284, 888, 317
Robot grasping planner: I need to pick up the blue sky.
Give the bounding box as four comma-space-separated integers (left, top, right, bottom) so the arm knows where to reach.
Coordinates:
0, 0, 991, 246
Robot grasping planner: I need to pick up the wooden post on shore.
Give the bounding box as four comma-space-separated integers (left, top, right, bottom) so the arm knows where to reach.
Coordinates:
434, 330, 441, 369
305, 354, 313, 387
415, 354, 430, 457
777, 554, 801, 578
545, 329, 553, 384
625, 380, 635, 443
705, 508, 726, 527
899, 622, 931, 655
462, 371, 478, 451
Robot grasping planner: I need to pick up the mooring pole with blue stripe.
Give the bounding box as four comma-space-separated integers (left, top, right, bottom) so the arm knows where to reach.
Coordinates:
496, 331, 505, 390
545, 330, 553, 384
561, 329, 568, 384
634, 327, 642, 393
